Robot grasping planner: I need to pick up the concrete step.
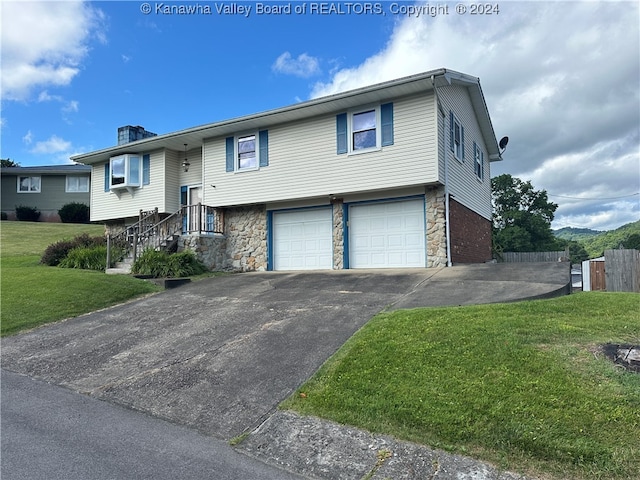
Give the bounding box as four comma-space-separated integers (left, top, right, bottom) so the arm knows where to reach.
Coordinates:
106, 257, 134, 275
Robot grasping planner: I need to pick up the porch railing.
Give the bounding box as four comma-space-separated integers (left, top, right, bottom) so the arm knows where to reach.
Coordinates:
106, 204, 224, 268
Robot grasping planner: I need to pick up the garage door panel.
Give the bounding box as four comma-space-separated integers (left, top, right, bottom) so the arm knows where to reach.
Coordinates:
349, 199, 425, 269
273, 208, 333, 271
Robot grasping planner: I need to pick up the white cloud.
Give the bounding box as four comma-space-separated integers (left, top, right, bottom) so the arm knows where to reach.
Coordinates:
1, 1, 107, 101
38, 91, 63, 103
22, 130, 34, 145
309, 1, 640, 230
62, 101, 80, 114
122, 54, 131, 63
272, 52, 321, 78
30, 135, 72, 155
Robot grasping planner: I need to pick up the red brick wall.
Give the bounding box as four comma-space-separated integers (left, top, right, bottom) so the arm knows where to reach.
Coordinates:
449, 198, 492, 264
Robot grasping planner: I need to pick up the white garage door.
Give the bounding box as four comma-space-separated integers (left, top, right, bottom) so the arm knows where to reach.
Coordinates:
349, 199, 425, 268
272, 208, 333, 271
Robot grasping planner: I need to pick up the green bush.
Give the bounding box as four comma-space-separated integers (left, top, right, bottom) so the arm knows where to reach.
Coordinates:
41, 233, 105, 266
58, 202, 90, 223
132, 249, 207, 278
15, 205, 40, 222
59, 246, 108, 271
1, 212, 7, 221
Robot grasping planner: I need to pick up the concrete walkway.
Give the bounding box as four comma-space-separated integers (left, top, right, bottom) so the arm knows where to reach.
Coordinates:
1, 263, 569, 479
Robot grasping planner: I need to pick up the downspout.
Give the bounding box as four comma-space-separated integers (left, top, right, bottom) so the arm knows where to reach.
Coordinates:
431, 75, 452, 267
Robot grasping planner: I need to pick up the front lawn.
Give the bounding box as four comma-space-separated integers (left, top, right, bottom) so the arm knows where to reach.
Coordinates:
283, 293, 640, 480
1, 221, 161, 336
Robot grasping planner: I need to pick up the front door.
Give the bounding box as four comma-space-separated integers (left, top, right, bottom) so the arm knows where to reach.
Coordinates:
181, 185, 202, 232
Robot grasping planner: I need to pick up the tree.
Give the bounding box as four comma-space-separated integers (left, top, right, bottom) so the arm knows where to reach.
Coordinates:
1, 158, 20, 167
492, 174, 559, 254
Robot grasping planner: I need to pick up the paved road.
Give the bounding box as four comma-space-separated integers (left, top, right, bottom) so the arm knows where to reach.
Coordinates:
1, 370, 302, 480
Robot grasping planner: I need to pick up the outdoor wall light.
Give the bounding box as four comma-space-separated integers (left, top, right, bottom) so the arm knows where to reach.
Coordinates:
182, 143, 190, 172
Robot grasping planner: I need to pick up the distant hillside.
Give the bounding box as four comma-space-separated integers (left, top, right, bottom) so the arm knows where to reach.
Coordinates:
580, 220, 640, 258
553, 227, 602, 241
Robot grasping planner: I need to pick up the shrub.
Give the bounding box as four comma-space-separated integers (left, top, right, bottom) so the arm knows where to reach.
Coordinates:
41, 233, 106, 266
131, 249, 207, 278
15, 205, 40, 222
1, 212, 7, 221
58, 202, 90, 223
59, 246, 108, 271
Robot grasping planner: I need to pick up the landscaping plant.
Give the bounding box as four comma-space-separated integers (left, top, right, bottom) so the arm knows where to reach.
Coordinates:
58, 202, 90, 223
131, 249, 207, 278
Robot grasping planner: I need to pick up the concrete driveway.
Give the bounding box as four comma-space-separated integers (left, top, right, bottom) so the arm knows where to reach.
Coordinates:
1, 264, 569, 442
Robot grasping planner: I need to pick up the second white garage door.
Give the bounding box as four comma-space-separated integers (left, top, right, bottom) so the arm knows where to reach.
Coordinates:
349, 199, 426, 268
272, 208, 333, 271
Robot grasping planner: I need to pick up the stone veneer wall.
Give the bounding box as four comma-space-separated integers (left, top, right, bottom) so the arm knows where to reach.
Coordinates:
178, 234, 226, 270
332, 201, 344, 269
223, 205, 267, 271
425, 186, 448, 267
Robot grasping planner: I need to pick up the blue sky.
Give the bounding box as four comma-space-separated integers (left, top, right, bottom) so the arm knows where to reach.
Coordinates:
1, 0, 639, 231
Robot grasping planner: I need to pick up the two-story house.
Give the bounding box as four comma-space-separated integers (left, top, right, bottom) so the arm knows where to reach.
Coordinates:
71, 69, 504, 271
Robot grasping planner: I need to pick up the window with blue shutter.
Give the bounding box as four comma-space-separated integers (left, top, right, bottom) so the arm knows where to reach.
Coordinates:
336, 113, 347, 154
339, 104, 393, 154
474, 142, 484, 180
381, 103, 394, 146
450, 111, 464, 162
143, 154, 150, 185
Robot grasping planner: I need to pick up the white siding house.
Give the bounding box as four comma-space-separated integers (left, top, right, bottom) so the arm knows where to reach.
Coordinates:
72, 69, 504, 272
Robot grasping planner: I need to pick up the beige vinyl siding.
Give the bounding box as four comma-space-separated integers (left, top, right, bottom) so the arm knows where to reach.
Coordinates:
165, 149, 181, 213
176, 147, 203, 208
90, 150, 169, 222
203, 93, 438, 207
439, 84, 492, 220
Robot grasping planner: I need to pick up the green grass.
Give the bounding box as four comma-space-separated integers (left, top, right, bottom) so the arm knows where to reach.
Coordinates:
1, 221, 161, 336
283, 293, 640, 480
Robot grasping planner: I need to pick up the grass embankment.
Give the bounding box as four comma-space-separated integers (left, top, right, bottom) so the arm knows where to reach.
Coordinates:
283, 293, 640, 480
1, 221, 161, 336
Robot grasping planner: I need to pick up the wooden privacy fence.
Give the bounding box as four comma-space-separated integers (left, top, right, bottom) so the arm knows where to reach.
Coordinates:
498, 249, 569, 263
604, 249, 640, 293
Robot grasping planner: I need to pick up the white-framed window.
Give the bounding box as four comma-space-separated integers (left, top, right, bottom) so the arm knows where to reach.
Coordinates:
336, 103, 393, 155
109, 154, 141, 189
474, 142, 484, 180
66, 176, 90, 192
17, 176, 41, 193
225, 131, 268, 173
237, 134, 257, 171
449, 111, 465, 162
351, 109, 378, 151
348, 106, 381, 154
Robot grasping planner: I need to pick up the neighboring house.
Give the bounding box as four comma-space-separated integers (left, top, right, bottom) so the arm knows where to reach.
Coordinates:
1, 165, 92, 222
71, 69, 505, 271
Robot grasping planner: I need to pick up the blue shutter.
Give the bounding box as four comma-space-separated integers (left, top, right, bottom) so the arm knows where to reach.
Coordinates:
461, 126, 465, 160
480, 151, 484, 180
142, 154, 150, 185
104, 163, 110, 192
180, 186, 188, 233
381, 103, 394, 146
259, 130, 269, 167
225, 137, 234, 172
336, 113, 347, 154
449, 111, 454, 152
